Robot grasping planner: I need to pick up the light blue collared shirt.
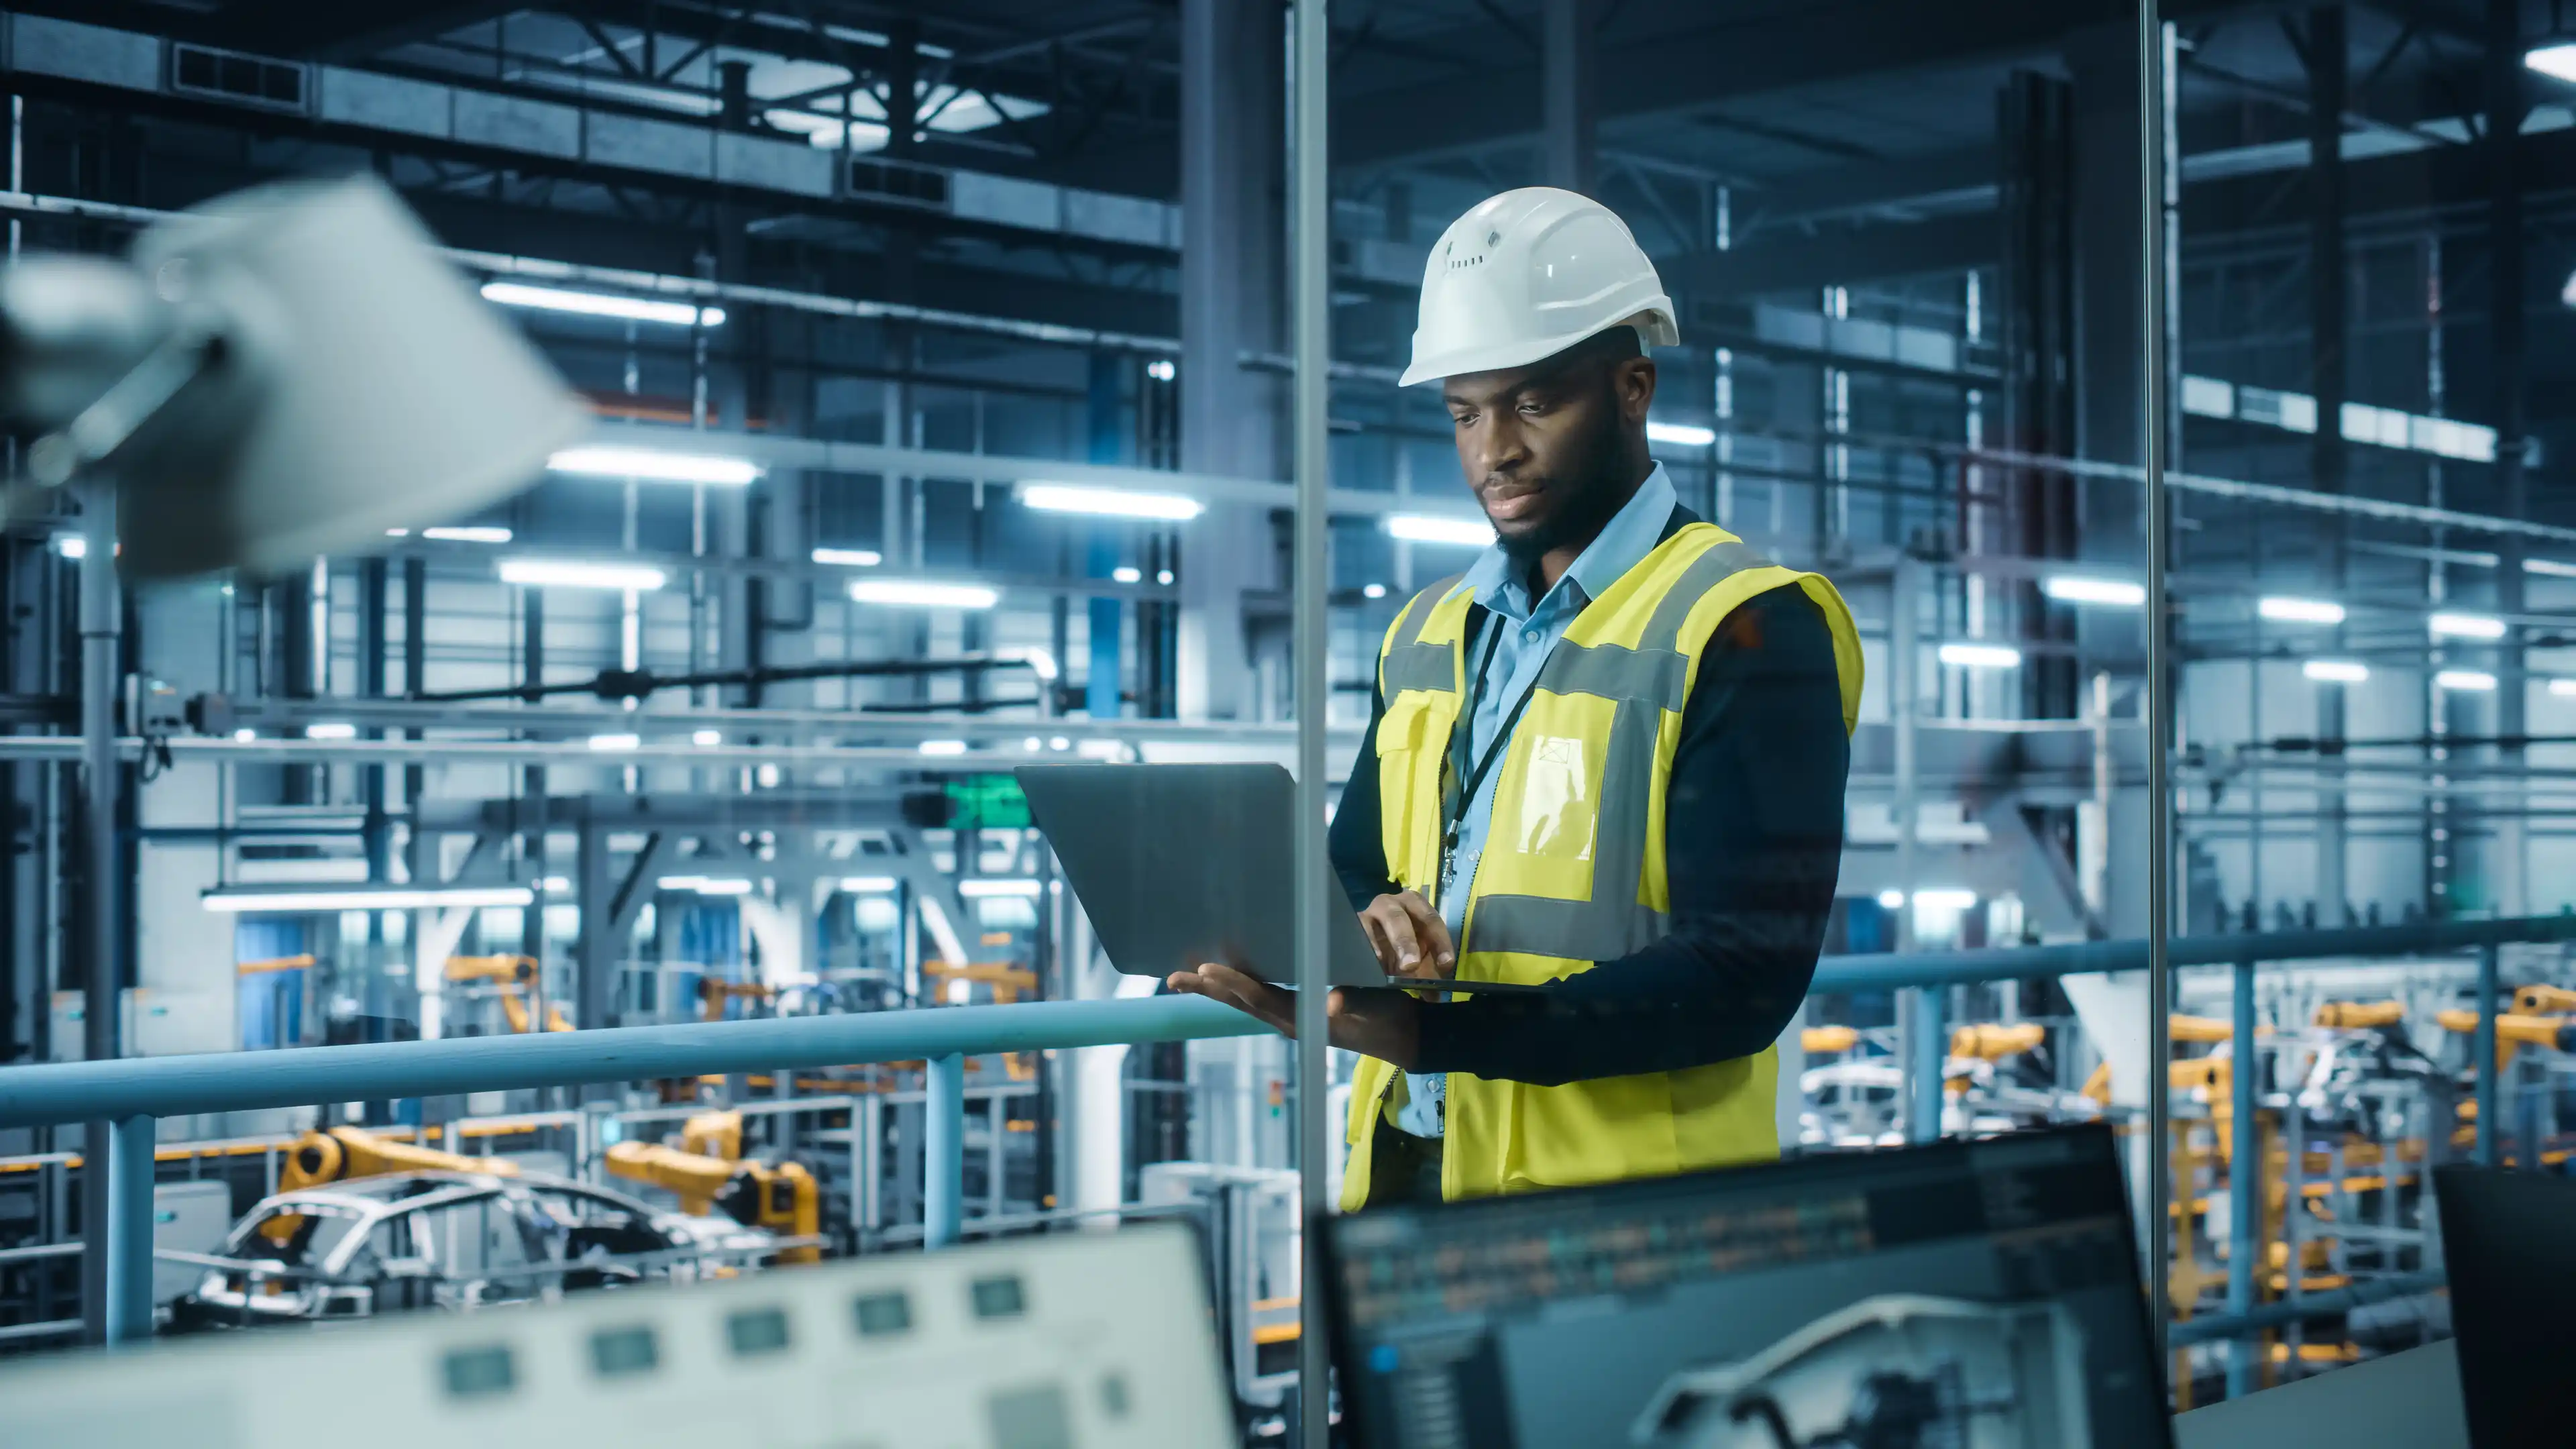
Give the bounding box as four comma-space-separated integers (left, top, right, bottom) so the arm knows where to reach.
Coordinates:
1395, 463, 1680, 1138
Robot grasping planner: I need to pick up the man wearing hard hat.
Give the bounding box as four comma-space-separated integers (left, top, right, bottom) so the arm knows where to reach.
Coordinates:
1171, 189, 1862, 1206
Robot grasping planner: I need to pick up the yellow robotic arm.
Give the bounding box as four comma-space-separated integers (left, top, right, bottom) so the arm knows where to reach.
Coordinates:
263, 1126, 517, 1243
604, 1140, 821, 1265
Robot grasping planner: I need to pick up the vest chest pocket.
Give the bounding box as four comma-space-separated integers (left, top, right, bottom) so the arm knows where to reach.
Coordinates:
1373, 692, 1454, 893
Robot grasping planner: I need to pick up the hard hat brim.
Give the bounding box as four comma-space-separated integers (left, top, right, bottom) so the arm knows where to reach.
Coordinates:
1398, 301, 1680, 387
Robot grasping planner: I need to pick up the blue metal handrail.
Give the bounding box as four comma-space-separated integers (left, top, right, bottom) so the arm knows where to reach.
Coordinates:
0, 994, 1265, 1128
7, 912, 2567, 1354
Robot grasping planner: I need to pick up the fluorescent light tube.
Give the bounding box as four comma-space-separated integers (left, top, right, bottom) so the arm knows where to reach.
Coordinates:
812, 547, 883, 567
305, 722, 358, 740
499, 558, 669, 591
421, 525, 514, 543
1386, 514, 1497, 547
2429, 611, 2507, 640
2436, 669, 2498, 692
1646, 420, 1718, 447
548, 446, 763, 486
2259, 596, 2345, 625
1019, 483, 1204, 521
849, 579, 999, 609
1113, 566, 1143, 584
2041, 576, 2147, 607
1937, 642, 2022, 669
2304, 659, 2369, 684
588, 733, 641, 752
957, 878, 1042, 898
658, 875, 753, 896
2529, 42, 2576, 84
918, 739, 969, 756
203, 884, 535, 913
841, 876, 898, 894
692, 729, 723, 747
482, 281, 721, 328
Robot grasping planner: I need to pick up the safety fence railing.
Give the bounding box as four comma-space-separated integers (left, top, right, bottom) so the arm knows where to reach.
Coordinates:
3, 913, 2571, 1366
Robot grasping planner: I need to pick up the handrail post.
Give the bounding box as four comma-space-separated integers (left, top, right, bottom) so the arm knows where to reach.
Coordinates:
105, 1114, 154, 1344
1907, 986, 1946, 1142
2225, 955, 2258, 1399
2474, 944, 2500, 1167
924, 1054, 964, 1249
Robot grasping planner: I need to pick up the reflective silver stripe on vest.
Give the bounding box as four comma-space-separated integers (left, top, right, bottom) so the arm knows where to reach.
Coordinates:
1378, 576, 1466, 698
1532, 642, 1690, 710
1465, 690, 1668, 961
1639, 536, 1774, 652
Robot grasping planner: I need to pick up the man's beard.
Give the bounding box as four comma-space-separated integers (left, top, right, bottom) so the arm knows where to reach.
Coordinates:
1496, 409, 1629, 566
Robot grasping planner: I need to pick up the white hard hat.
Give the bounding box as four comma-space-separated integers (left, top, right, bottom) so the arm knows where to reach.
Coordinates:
1399, 188, 1680, 387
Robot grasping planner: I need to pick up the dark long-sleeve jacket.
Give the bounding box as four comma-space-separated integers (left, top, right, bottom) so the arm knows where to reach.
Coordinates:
1327, 513, 1849, 1087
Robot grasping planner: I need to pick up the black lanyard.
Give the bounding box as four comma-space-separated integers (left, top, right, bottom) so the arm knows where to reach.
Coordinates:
1441, 610, 1546, 863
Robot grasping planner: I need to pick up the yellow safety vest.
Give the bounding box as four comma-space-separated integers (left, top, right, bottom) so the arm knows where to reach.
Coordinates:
1342, 521, 1862, 1209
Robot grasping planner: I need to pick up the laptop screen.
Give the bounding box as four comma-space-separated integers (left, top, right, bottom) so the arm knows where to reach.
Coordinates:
1322, 1124, 2169, 1449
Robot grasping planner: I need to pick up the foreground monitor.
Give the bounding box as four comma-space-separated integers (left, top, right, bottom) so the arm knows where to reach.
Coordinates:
2433, 1163, 2576, 1448
6, 1222, 1233, 1448
1323, 1123, 2169, 1449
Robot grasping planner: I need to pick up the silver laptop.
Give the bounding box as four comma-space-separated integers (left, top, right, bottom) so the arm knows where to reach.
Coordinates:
1017, 762, 1544, 994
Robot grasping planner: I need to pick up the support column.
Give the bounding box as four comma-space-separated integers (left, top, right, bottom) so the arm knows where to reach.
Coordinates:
924, 1052, 965, 1248
2308, 7, 2351, 918
1087, 352, 1125, 720
575, 813, 615, 1036
105, 1114, 153, 1345
75, 487, 119, 1344
1179, 0, 1286, 722
2487, 0, 2529, 915
1541, 0, 1599, 195
2065, 25, 2150, 694
1998, 70, 2079, 720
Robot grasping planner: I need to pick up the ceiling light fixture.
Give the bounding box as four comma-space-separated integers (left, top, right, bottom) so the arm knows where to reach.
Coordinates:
2429, 611, 2507, 640
812, 546, 883, 568
2041, 575, 2147, 607
849, 579, 999, 610
421, 525, 514, 543
1936, 642, 2022, 669
2258, 596, 2345, 625
1019, 483, 1205, 521
548, 446, 762, 486
481, 280, 722, 328
203, 884, 535, 913
1386, 514, 1497, 548
2303, 659, 2369, 684
1645, 420, 1718, 447
500, 558, 669, 592
2436, 669, 2498, 692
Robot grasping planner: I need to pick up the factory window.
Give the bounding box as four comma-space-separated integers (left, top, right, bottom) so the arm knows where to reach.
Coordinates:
854, 1290, 912, 1338
984, 1384, 1073, 1449
589, 1326, 659, 1378
440, 1344, 516, 1400
727, 1306, 793, 1357
969, 1274, 1026, 1321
